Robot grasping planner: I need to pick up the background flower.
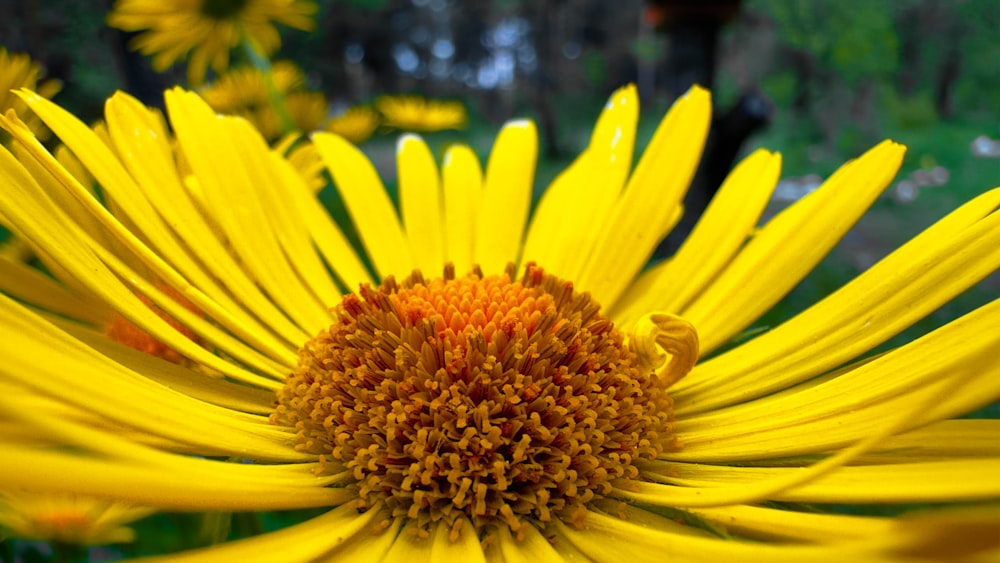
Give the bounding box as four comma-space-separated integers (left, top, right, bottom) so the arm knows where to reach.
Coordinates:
375, 94, 469, 132
107, 0, 317, 85
324, 105, 379, 145
200, 61, 326, 141
0, 492, 154, 546
0, 47, 61, 141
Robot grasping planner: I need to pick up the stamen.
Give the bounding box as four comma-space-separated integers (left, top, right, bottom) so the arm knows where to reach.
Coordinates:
272, 263, 690, 537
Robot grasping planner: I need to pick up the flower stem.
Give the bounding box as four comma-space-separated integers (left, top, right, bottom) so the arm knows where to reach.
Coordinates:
238, 30, 296, 135
199, 511, 233, 545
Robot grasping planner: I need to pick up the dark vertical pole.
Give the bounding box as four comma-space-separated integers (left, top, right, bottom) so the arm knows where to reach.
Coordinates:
645, 1, 773, 259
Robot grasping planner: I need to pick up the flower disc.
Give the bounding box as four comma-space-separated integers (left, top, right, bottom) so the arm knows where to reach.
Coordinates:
272, 264, 677, 535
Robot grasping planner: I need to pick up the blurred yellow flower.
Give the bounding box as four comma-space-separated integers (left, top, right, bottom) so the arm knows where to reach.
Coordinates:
200, 61, 326, 141
0, 47, 61, 141
0, 492, 154, 545
324, 105, 379, 145
276, 133, 327, 192
376, 94, 468, 132
107, 0, 317, 85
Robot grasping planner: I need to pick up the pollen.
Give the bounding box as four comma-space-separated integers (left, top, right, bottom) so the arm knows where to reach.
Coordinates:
272, 263, 679, 535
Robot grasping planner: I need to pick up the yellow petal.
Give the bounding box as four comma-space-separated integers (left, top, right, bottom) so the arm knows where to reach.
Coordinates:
254, 148, 345, 307
10, 90, 308, 363
629, 313, 700, 387
0, 295, 304, 459
108, 90, 318, 352
324, 514, 403, 561
313, 131, 416, 277
682, 140, 906, 352
670, 298, 1000, 461
53, 317, 275, 414
430, 517, 487, 563
398, 134, 446, 273
623, 358, 978, 508
887, 506, 1000, 562
138, 505, 381, 562
611, 149, 781, 325
441, 144, 483, 274
519, 148, 595, 275
554, 506, 896, 562
858, 419, 1000, 463
279, 144, 374, 290
522, 85, 638, 280
576, 86, 712, 309
474, 119, 537, 273
648, 458, 1000, 504
496, 523, 564, 562
681, 504, 895, 543
0, 255, 108, 326
164, 91, 331, 333
1, 446, 345, 512
674, 187, 1000, 414
382, 520, 437, 563
0, 144, 286, 383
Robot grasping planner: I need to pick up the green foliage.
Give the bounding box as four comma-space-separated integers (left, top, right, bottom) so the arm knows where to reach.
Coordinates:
44, 0, 122, 117
751, 0, 899, 84
630, 35, 664, 64
581, 51, 608, 88
880, 87, 939, 129
760, 70, 798, 106
952, 5, 1000, 115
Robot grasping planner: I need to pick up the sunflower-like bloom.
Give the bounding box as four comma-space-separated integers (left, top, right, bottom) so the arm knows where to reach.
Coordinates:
0, 492, 154, 545
200, 60, 327, 141
325, 105, 379, 145
376, 93, 468, 132
107, 0, 317, 85
1, 85, 999, 561
0, 47, 61, 140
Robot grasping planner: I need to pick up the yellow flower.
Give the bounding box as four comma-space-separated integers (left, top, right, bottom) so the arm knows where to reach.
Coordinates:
107, 0, 317, 85
0, 491, 154, 545
376, 94, 468, 132
200, 61, 327, 141
0, 84, 999, 561
324, 105, 379, 145
0, 47, 61, 141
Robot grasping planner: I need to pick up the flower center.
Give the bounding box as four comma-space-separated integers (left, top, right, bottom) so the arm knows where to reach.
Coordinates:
32, 511, 95, 541
272, 264, 678, 536
200, 0, 250, 20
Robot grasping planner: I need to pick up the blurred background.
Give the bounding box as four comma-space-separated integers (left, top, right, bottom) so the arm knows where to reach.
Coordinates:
4, 1, 999, 156
3, 0, 999, 342
4, 0, 998, 324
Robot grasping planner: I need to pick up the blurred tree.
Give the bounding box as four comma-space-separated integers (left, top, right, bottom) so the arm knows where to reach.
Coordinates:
646, 0, 773, 258
747, 0, 898, 146
644, 0, 742, 96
